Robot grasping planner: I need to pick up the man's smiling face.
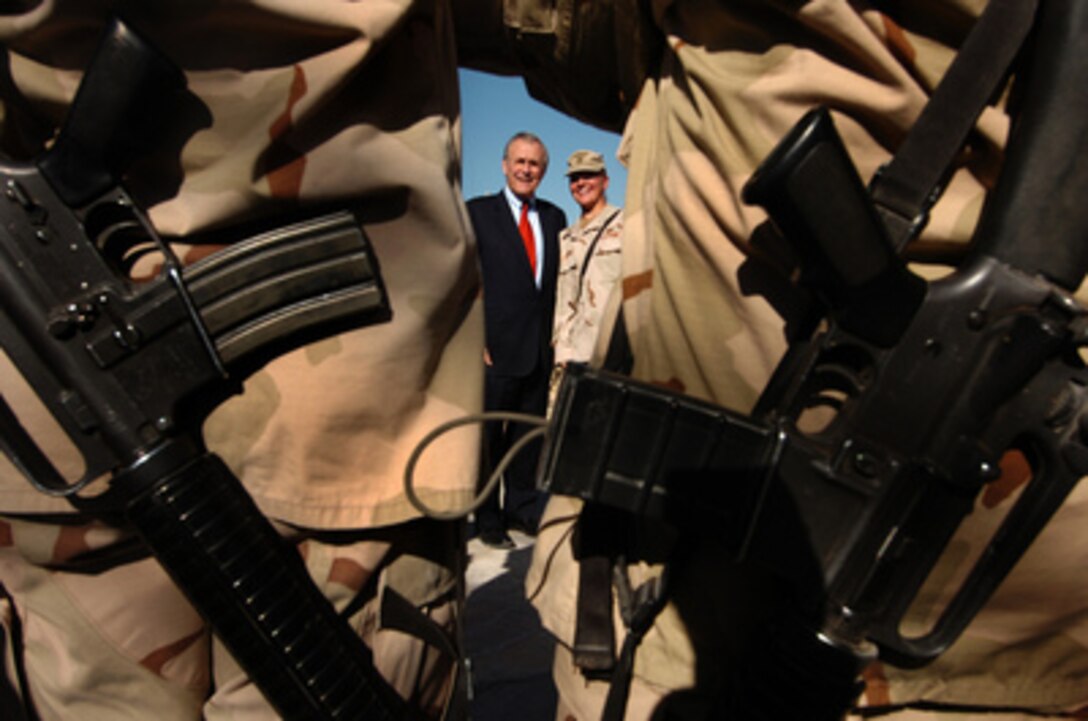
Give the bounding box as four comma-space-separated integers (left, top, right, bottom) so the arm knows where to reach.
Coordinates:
503, 138, 547, 200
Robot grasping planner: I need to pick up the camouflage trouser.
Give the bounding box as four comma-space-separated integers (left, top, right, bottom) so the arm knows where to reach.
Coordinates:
0, 514, 464, 720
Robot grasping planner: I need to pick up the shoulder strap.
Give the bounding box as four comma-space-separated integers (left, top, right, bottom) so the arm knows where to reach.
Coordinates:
576, 208, 622, 290
0, 582, 40, 721
380, 588, 466, 721
573, 555, 617, 677
869, 0, 1039, 252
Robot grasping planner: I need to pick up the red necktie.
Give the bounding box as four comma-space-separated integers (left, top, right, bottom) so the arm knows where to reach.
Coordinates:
519, 201, 536, 274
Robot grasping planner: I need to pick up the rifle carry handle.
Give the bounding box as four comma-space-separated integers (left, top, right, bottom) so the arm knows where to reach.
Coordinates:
37, 19, 188, 207
742, 107, 926, 348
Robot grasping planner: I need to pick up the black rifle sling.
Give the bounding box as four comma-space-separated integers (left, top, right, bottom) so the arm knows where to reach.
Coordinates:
601, 304, 634, 375
572, 502, 626, 677
869, 0, 1039, 252
571, 209, 625, 675
0, 583, 39, 721
600, 564, 668, 721
573, 555, 618, 675
380, 588, 466, 721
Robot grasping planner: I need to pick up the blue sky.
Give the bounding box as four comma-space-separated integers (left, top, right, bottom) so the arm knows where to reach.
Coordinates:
459, 68, 626, 223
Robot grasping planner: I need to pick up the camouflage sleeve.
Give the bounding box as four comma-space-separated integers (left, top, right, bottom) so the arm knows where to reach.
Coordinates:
453, 0, 664, 132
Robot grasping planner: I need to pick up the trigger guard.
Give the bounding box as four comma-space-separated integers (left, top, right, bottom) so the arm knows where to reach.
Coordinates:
0, 392, 97, 498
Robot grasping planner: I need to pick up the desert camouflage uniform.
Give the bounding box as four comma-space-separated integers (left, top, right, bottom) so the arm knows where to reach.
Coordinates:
458, 0, 1088, 719
0, 1, 480, 718
553, 203, 624, 369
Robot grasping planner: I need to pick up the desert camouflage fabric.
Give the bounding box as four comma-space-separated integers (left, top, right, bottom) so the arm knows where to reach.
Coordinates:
522, 0, 1088, 718
552, 203, 624, 367
0, 0, 479, 717
0, 0, 482, 528
0, 514, 461, 720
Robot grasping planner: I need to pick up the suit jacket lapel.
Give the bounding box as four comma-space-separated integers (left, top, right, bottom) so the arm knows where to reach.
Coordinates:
541, 205, 560, 292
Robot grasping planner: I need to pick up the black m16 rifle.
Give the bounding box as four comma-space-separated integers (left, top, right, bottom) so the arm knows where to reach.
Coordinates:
0, 19, 405, 721
539, 0, 1088, 717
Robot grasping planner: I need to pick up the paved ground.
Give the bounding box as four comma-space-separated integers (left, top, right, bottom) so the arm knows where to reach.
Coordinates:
464, 530, 558, 721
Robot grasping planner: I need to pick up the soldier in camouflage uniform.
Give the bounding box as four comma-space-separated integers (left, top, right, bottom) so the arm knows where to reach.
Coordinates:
458, 0, 1088, 719
0, 2, 480, 718
550, 149, 625, 407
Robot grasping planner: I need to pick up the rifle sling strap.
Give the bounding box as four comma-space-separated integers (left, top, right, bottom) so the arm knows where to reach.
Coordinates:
573, 554, 617, 676
600, 564, 669, 721
870, 0, 1039, 252
0, 582, 40, 721
574, 208, 622, 303
380, 587, 466, 721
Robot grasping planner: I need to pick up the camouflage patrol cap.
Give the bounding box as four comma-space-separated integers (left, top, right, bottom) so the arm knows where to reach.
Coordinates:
566, 149, 606, 175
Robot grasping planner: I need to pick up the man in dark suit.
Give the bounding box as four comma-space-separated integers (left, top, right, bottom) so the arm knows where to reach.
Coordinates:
468, 131, 567, 548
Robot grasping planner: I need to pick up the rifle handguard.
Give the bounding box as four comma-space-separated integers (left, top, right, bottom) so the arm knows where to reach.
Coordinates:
117, 439, 405, 720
